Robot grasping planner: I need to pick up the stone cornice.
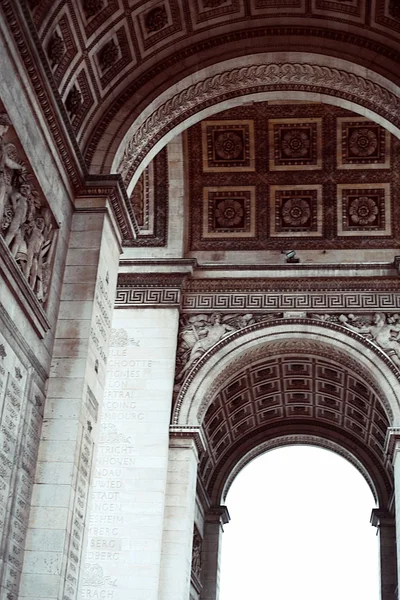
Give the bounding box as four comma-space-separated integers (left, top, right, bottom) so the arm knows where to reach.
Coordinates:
370, 508, 395, 528
182, 279, 400, 312
169, 426, 207, 455
79, 177, 138, 240
184, 276, 400, 292
204, 506, 230, 526
384, 427, 400, 462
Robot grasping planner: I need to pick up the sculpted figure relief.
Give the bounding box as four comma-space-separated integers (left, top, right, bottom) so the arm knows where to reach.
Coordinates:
0, 113, 25, 220
340, 312, 400, 367
0, 112, 55, 303
175, 313, 278, 385
313, 312, 400, 368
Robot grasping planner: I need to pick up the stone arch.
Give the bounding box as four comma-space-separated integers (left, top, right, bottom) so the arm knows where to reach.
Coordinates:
173, 319, 400, 426
173, 319, 400, 509
105, 53, 400, 193
221, 435, 379, 505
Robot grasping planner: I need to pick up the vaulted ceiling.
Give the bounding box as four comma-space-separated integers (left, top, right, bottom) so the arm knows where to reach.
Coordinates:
199, 350, 393, 506
26, 0, 400, 176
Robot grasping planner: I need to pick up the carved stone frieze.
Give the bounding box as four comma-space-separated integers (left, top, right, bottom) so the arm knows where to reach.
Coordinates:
182, 277, 400, 313
0, 111, 57, 305
116, 272, 188, 308
313, 312, 400, 369
174, 312, 400, 394
175, 313, 280, 385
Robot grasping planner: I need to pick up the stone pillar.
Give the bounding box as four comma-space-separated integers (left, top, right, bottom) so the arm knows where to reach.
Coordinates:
158, 428, 205, 600
19, 196, 121, 600
201, 507, 230, 600
385, 428, 400, 600
81, 305, 181, 600
371, 509, 397, 600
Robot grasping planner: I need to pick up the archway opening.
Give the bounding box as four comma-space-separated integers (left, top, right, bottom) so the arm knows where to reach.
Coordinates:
220, 445, 379, 600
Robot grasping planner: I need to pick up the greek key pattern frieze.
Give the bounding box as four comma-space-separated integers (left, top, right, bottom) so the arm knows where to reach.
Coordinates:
115, 287, 181, 307
182, 292, 400, 312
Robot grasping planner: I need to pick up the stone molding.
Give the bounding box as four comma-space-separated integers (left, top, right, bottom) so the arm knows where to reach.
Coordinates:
370, 508, 395, 528
119, 61, 400, 185
115, 272, 190, 308
384, 427, 400, 462
169, 425, 207, 455
78, 177, 138, 240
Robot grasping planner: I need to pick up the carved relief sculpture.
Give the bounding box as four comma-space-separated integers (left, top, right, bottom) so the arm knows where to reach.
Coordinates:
175, 311, 400, 391
191, 528, 202, 581
0, 112, 56, 304
312, 313, 400, 369
0, 114, 25, 220
175, 313, 278, 384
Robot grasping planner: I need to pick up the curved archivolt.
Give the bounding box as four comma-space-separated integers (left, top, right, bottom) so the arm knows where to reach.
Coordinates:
111, 54, 400, 192
172, 320, 400, 508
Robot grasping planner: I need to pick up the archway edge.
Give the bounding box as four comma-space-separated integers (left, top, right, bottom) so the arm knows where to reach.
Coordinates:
173, 320, 400, 427
221, 435, 379, 505
111, 52, 400, 193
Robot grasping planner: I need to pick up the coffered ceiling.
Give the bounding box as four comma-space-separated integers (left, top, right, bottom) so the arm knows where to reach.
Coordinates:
185, 102, 399, 253
26, 0, 400, 175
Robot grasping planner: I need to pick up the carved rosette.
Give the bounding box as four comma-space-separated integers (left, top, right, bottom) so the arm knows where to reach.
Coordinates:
47, 31, 65, 67
83, 0, 104, 19
144, 6, 168, 33
98, 39, 119, 72
65, 85, 82, 116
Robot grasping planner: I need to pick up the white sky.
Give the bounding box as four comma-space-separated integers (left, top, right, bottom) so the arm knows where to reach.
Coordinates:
219, 445, 379, 600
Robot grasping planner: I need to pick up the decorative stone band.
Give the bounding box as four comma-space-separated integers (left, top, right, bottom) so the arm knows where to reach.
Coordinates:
384, 427, 400, 463
115, 272, 189, 308
119, 62, 400, 186
182, 291, 400, 312
169, 425, 207, 455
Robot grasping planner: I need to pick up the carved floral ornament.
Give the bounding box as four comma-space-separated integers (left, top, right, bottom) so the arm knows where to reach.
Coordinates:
118, 62, 400, 186
0, 112, 56, 304
174, 312, 400, 395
